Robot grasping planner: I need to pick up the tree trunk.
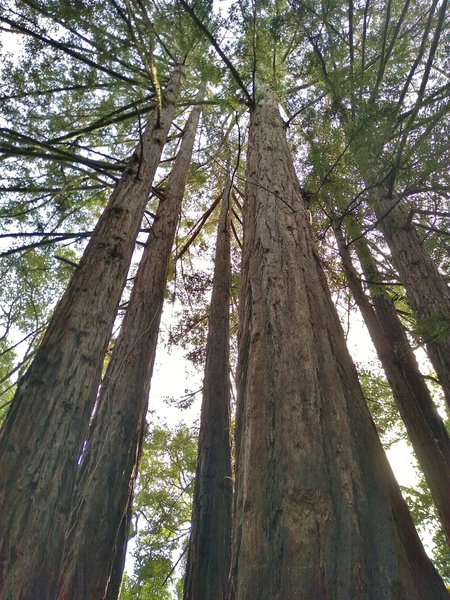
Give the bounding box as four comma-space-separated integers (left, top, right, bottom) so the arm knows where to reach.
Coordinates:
333, 219, 450, 543
372, 194, 450, 410
231, 89, 448, 600
105, 506, 132, 600
183, 179, 233, 600
56, 103, 201, 600
0, 66, 183, 600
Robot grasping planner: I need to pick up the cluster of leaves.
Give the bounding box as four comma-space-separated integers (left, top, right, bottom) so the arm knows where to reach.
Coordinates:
358, 364, 406, 447
402, 476, 450, 586
119, 423, 197, 600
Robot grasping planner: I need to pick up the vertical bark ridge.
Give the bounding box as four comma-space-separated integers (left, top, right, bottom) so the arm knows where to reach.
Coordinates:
56, 102, 201, 600
0, 65, 184, 600
183, 178, 233, 600
231, 90, 447, 600
334, 219, 450, 543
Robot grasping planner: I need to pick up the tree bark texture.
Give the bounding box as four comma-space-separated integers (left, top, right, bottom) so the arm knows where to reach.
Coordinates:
334, 220, 450, 544
56, 103, 201, 600
0, 66, 184, 600
231, 91, 448, 600
183, 180, 233, 600
372, 194, 450, 410
105, 506, 131, 600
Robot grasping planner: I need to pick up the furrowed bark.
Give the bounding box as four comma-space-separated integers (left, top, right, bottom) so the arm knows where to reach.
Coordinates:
56, 103, 201, 600
231, 89, 447, 600
372, 194, 450, 410
334, 219, 450, 544
0, 66, 184, 600
183, 179, 233, 600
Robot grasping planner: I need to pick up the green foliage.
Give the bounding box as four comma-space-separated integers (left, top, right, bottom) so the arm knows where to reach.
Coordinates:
0, 339, 16, 424
0, 0, 215, 412
119, 422, 197, 600
414, 313, 450, 346
1, 0, 449, 590
402, 476, 450, 585
358, 364, 406, 447
360, 362, 449, 583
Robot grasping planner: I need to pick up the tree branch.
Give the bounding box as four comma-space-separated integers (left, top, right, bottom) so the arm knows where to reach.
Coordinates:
177, 0, 253, 107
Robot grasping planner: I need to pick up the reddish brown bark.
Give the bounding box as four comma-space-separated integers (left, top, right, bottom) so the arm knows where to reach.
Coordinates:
372, 195, 450, 410
334, 220, 450, 544
0, 67, 184, 600
56, 103, 201, 600
183, 180, 233, 600
231, 90, 447, 599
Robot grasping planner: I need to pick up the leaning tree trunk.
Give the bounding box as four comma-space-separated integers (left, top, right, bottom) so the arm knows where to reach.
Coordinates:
183, 179, 233, 600
105, 504, 132, 600
56, 103, 201, 600
0, 65, 183, 600
371, 193, 450, 410
333, 219, 450, 543
231, 89, 447, 600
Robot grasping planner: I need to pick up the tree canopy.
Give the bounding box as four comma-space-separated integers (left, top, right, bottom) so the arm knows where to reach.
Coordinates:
0, 0, 449, 598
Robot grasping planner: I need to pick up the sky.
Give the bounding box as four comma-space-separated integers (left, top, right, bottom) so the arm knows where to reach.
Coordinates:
149, 298, 421, 488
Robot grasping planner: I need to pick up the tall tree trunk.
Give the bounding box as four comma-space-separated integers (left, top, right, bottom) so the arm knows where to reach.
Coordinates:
0, 66, 183, 600
56, 103, 201, 600
231, 90, 447, 600
183, 179, 233, 600
371, 194, 450, 410
105, 505, 132, 600
333, 219, 450, 543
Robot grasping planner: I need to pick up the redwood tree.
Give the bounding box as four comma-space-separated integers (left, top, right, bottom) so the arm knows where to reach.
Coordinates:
333, 219, 450, 543
56, 102, 201, 600
183, 179, 233, 600
370, 193, 450, 409
0, 66, 184, 600
231, 88, 447, 599
0, 0, 449, 596
298, 0, 450, 408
